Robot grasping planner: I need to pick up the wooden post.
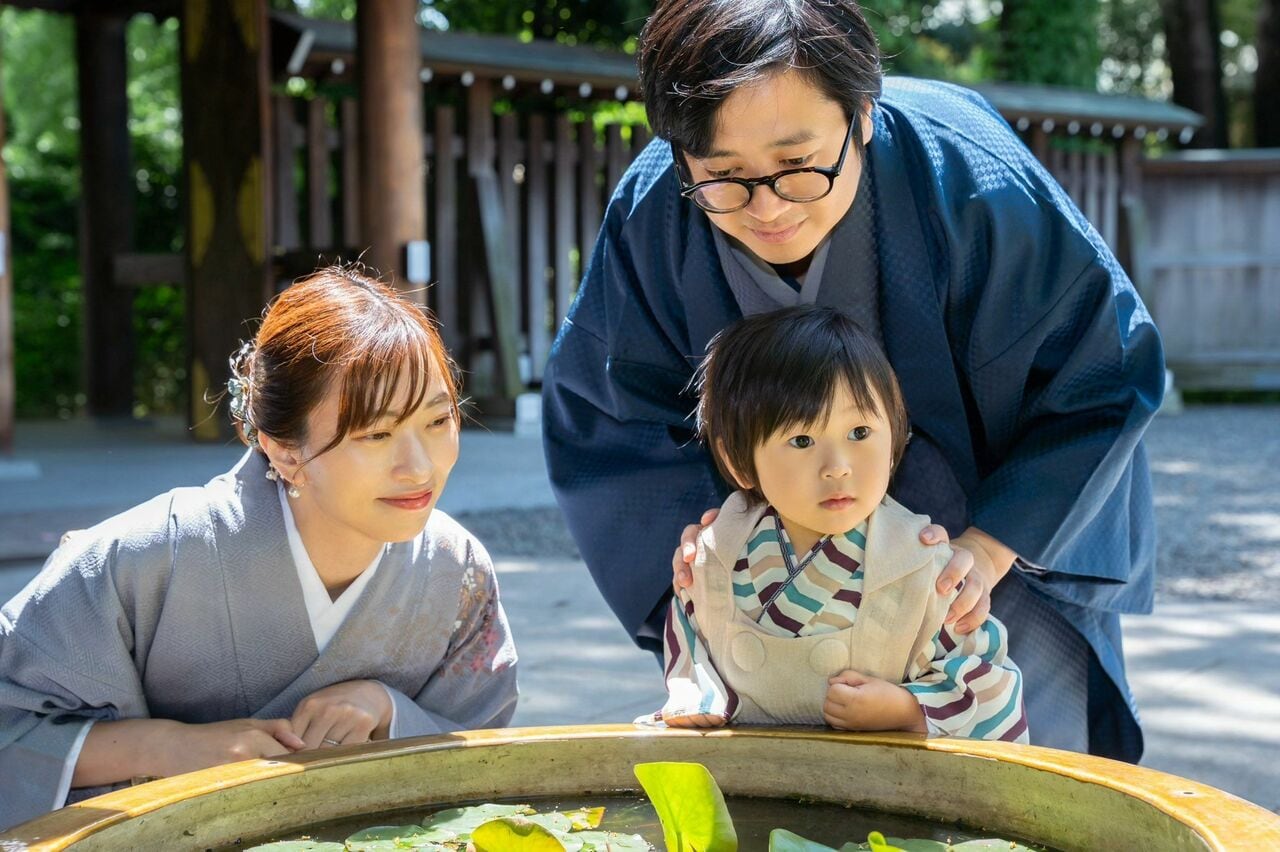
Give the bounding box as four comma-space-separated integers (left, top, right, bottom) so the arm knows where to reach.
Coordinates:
340, 98, 360, 250
553, 114, 576, 327
306, 96, 333, 249
578, 120, 601, 268
76, 11, 135, 417
273, 94, 301, 251
432, 106, 458, 350
357, 0, 425, 287
180, 0, 272, 440
631, 124, 651, 160
0, 32, 12, 453
605, 123, 626, 195
526, 114, 550, 380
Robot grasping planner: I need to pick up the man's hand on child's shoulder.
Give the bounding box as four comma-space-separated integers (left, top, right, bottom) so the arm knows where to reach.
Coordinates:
672, 507, 721, 590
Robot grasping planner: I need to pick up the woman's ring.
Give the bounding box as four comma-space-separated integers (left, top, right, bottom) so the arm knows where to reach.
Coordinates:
322, 737, 341, 746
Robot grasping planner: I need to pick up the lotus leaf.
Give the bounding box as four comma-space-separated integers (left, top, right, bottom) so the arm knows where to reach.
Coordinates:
572, 830, 653, 851
472, 816, 567, 851
419, 803, 536, 834
633, 761, 737, 852
344, 822, 457, 851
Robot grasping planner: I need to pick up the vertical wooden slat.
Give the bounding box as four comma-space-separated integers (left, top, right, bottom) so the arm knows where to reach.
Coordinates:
466, 79, 495, 174
578, 120, 600, 272
526, 114, 550, 380
306, 96, 333, 248
77, 12, 136, 416
553, 114, 576, 326
1067, 147, 1084, 207
0, 32, 12, 452
433, 106, 459, 350
1101, 147, 1119, 250
273, 94, 300, 251
498, 111, 522, 342
631, 124, 651, 160
356, 0, 426, 288
605, 123, 626, 195
1029, 126, 1050, 165
1084, 149, 1102, 233
340, 98, 360, 250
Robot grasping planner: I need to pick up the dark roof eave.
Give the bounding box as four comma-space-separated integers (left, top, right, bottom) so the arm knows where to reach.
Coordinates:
972, 81, 1205, 131
272, 10, 638, 90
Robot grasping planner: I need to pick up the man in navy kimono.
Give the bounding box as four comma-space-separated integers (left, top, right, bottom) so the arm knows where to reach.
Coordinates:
543, 0, 1163, 762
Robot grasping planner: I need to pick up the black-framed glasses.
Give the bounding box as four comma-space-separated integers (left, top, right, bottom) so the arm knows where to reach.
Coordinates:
673, 115, 858, 214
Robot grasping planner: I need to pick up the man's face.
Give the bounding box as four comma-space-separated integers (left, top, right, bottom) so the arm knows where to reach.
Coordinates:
682, 69, 871, 266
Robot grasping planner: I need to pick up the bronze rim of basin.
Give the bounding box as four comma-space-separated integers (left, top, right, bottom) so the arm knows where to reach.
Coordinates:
4, 725, 1278, 851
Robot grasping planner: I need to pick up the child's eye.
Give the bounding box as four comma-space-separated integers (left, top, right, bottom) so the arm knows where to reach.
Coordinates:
848, 426, 871, 441
787, 435, 814, 449
780, 155, 810, 168
429, 412, 453, 428
361, 431, 391, 442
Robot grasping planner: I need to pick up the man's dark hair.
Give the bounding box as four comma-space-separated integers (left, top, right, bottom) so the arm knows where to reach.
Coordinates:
694, 305, 909, 504
638, 0, 883, 157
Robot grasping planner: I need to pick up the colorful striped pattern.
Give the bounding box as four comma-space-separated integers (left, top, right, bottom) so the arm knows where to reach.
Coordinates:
659, 506, 1028, 743
732, 510, 867, 637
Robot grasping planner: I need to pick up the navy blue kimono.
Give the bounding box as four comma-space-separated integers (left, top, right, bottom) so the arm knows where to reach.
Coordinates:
542, 78, 1164, 762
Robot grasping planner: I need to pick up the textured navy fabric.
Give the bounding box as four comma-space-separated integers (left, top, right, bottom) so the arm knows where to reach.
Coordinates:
542, 77, 1164, 762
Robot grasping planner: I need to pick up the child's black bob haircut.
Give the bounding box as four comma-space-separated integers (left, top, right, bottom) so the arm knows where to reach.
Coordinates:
637, 0, 883, 158
694, 305, 909, 505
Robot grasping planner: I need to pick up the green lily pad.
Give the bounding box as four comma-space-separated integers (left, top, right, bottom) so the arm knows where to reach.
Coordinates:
633, 762, 737, 852
243, 842, 346, 851
344, 823, 457, 851
846, 834, 1038, 852
563, 807, 606, 831
472, 816, 567, 851
525, 811, 574, 833
769, 828, 838, 852
572, 831, 652, 851
419, 803, 536, 835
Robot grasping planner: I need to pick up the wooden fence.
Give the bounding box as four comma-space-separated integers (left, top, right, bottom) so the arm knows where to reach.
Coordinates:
274, 91, 1279, 395
272, 89, 649, 396
1133, 151, 1280, 390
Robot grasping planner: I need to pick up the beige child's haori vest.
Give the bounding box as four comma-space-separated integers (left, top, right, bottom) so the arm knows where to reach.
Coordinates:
691, 492, 957, 726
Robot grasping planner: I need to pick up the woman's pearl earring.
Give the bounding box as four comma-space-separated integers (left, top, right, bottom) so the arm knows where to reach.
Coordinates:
264, 466, 280, 482
287, 483, 301, 499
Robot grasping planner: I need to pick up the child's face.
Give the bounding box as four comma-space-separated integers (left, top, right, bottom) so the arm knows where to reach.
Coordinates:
750, 382, 894, 553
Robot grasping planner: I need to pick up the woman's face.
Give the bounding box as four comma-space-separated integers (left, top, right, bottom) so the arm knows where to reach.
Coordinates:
682, 70, 871, 266
271, 362, 460, 552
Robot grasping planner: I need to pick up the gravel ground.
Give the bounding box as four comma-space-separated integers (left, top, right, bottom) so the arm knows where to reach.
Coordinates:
458, 405, 1280, 603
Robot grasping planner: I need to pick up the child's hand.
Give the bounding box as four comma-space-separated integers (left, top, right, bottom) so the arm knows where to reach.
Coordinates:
823, 670, 928, 733
660, 710, 729, 728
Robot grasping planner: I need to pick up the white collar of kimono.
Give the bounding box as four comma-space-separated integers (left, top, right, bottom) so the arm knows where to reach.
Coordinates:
277, 483, 385, 653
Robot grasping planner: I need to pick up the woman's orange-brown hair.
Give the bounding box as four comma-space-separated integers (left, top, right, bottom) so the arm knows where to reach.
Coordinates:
229, 265, 459, 458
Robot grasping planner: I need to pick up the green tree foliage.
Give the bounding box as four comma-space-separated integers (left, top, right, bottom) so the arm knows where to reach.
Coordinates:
994, 0, 1104, 88
2, 9, 183, 418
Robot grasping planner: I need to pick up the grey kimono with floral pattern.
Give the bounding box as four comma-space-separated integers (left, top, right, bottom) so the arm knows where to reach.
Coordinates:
0, 450, 517, 830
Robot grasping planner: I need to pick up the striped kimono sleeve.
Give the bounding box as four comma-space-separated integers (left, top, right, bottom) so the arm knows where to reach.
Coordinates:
902, 615, 1029, 743
656, 590, 739, 723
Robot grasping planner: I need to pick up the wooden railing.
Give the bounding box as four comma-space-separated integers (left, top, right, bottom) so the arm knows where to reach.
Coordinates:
271, 89, 649, 397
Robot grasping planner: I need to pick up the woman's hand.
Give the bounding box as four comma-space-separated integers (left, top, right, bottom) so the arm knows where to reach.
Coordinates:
671, 508, 720, 590
75, 717, 305, 787
160, 718, 306, 774
823, 670, 927, 733
290, 680, 393, 749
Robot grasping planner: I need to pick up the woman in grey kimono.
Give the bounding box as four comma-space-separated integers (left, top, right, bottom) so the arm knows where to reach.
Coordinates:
0, 266, 518, 829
